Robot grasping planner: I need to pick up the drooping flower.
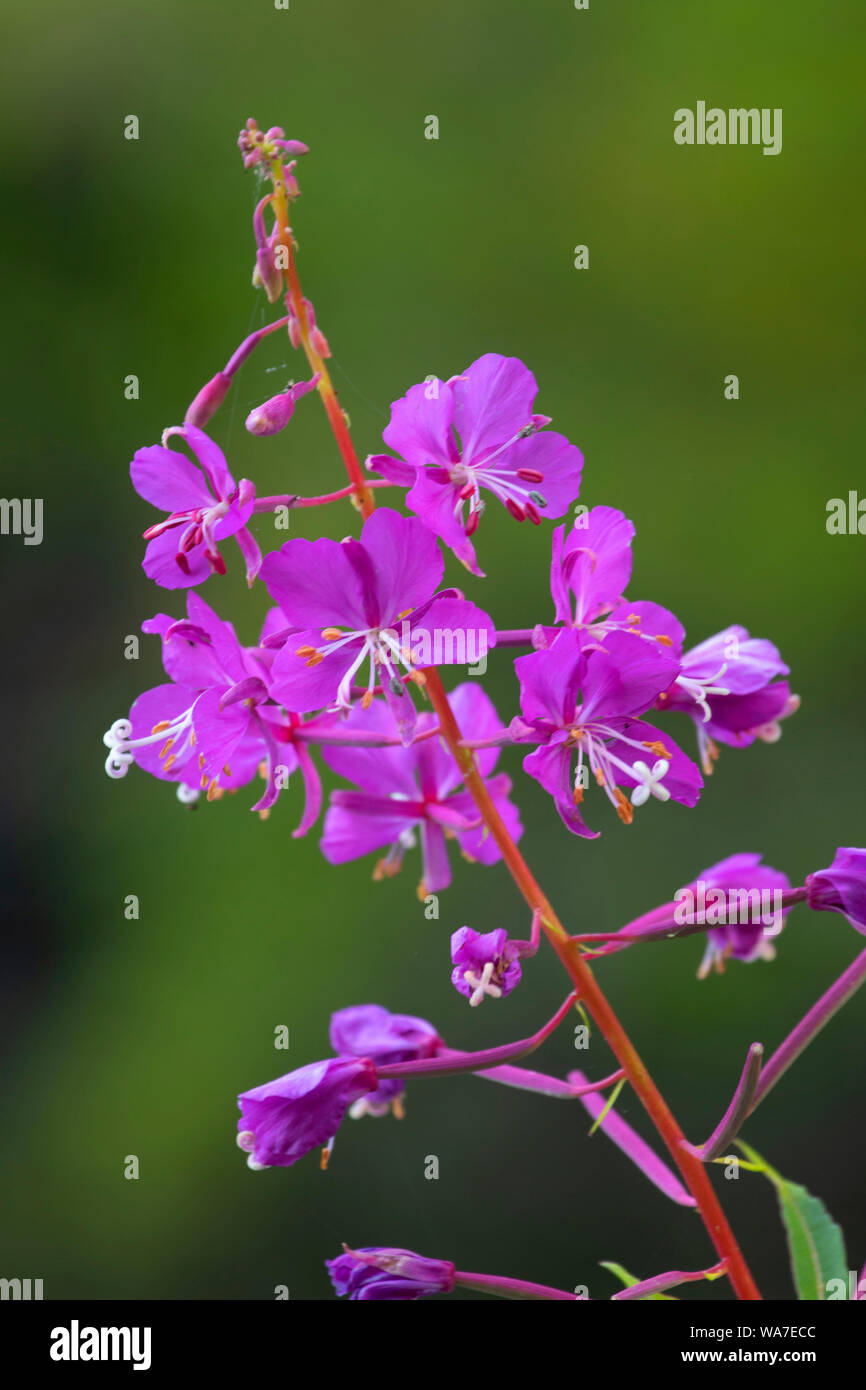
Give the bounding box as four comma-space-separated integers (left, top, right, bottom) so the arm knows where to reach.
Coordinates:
366, 354, 583, 575
320, 683, 522, 892
102, 595, 331, 821
326, 1247, 455, 1301
512, 629, 700, 837
329, 1004, 444, 1117
806, 848, 866, 934
261, 508, 496, 743
131, 424, 261, 588
450, 927, 523, 1005
236, 1057, 377, 1170
674, 852, 793, 979
655, 625, 797, 774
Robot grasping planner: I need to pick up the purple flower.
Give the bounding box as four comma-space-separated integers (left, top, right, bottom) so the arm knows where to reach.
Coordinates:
451, 927, 523, 1005
320, 683, 522, 892
236, 1056, 377, 1170
102, 594, 331, 821
806, 848, 866, 934
329, 1004, 444, 1116
657, 626, 797, 774
367, 354, 583, 575
513, 628, 700, 837
261, 509, 496, 743
327, 1247, 455, 1301
131, 424, 261, 588
674, 852, 793, 978
549, 506, 636, 626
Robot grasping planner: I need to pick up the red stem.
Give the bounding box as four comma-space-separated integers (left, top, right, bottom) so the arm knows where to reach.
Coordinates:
265, 147, 760, 1300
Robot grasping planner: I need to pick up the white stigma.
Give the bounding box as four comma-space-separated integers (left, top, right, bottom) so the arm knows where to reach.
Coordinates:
629, 759, 671, 807
463, 960, 503, 1007
103, 718, 135, 777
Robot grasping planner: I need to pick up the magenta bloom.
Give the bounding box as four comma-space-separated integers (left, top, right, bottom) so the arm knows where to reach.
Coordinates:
261, 509, 496, 743
131, 424, 260, 589
513, 629, 700, 837
102, 594, 330, 820
451, 927, 523, 1005
327, 1247, 455, 1301
236, 1056, 377, 1170
806, 848, 866, 934
657, 626, 797, 774
675, 852, 793, 978
320, 684, 522, 892
550, 506, 636, 627
330, 1004, 444, 1116
367, 355, 583, 575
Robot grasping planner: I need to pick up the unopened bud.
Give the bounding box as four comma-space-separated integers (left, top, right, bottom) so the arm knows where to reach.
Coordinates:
185, 372, 232, 428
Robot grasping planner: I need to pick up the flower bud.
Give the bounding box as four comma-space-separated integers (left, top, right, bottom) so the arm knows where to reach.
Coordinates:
245, 374, 320, 437
184, 372, 232, 429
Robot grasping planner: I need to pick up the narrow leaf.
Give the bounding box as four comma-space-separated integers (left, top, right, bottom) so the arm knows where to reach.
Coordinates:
737, 1142, 848, 1300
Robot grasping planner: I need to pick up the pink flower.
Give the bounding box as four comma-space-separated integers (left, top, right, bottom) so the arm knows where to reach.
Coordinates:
131, 425, 260, 588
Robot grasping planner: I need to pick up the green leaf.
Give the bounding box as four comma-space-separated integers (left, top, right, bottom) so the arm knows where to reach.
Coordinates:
598, 1261, 676, 1300
737, 1142, 848, 1300
588, 1075, 626, 1135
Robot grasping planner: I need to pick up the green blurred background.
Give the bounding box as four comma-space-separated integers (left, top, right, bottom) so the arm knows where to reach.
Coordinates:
2, 0, 864, 1301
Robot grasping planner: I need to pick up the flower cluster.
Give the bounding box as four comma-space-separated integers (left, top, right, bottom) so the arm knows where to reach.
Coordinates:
105, 120, 866, 1304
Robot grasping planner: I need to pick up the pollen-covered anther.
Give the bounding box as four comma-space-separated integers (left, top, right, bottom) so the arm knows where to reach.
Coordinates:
595, 767, 606, 787
415, 880, 428, 903
391, 1097, 406, 1120
159, 738, 174, 758
642, 740, 672, 758
206, 778, 220, 802
321, 627, 343, 641
613, 788, 634, 825
295, 644, 318, 658
408, 669, 426, 687
360, 690, 375, 709
573, 785, 584, 805
151, 720, 172, 734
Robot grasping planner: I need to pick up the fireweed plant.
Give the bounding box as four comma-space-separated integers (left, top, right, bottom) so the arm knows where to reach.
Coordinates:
103, 120, 866, 1303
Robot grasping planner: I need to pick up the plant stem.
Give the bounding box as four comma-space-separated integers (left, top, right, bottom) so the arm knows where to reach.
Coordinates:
268, 157, 375, 518
750, 947, 866, 1110
422, 667, 761, 1301
281, 185, 761, 1299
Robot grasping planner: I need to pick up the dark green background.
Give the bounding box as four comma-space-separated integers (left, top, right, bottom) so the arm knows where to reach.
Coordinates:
2, 1, 863, 1300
